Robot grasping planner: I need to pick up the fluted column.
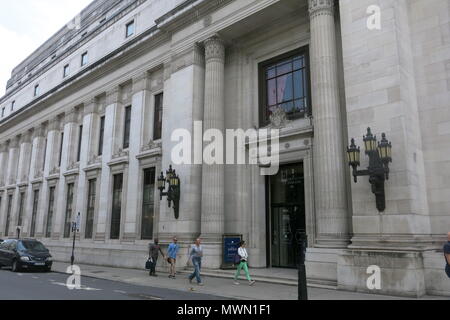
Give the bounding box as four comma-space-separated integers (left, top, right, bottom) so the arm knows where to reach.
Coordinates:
201, 36, 226, 248
0, 143, 9, 187
6, 136, 20, 186
309, 0, 349, 247
17, 130, 33, 184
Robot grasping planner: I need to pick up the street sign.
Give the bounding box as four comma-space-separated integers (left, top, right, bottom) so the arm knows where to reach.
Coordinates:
221, 234, 242, 269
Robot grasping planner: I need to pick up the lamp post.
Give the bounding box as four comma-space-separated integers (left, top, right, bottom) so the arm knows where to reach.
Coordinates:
347, 128, 393, 212
70, 212, 80, 266
158, 165, 181, 219
16, 227, 21, 239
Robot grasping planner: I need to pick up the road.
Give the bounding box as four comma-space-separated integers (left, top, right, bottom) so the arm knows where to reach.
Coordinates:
0, 267, 230, 300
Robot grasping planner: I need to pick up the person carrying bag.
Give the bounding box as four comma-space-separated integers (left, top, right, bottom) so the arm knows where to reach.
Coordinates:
233, 241, 255, 286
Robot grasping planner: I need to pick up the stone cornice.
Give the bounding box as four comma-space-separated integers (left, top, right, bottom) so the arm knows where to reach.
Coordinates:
2, 0, 148, 98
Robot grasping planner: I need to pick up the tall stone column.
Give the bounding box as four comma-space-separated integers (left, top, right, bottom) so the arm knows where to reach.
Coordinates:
200, 35, 225, 267
6, 136, 20, 187
309, 0, 349, 247
17, 130, 33, 184
96, 88, 119, 241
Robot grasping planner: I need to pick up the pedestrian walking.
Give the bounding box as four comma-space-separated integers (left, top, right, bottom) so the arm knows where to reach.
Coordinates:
148, 238, 165, 277
444, 232, 450, 278
234, 241, 255, 286
167, 236, 180, 279
188, 238, 204, 286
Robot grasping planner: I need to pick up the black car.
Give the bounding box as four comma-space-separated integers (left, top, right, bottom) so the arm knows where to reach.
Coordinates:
0, 239, 53, 272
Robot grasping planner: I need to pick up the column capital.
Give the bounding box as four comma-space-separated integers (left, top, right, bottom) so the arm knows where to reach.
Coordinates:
0, 142, 8, 153
48, 116, 63, 132
10, 135, 21, 149
106, 87, 120, 105
83, 98, 98, 116
21, 129, 33, 144
308, 0, 335, 17
33, 124, 47, 139
64, 108, 78, 125
204, 35, 225, 63
132, 72, 150, 94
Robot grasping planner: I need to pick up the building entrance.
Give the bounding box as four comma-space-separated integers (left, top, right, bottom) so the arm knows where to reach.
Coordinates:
269, 163, 305, 268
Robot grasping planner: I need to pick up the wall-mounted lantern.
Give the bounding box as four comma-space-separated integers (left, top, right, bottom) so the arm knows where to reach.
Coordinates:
347, 128, 392, 212
158, 165, 181, 219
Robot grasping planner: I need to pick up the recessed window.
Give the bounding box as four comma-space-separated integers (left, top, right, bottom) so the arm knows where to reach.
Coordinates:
34, 84, 40, 97
1, 108, 5, 118
153, 93, 163, 140
63, 64, 70, 78
81, 52, 88, 66
126, 21, 135, 38
141, 168, 155, 240
11, 101, 15, 111
110, 173, 123, 240
85, 178, 97, 239
123, 106, 132, 149
98, 116, 105, 156
63, 183, 75, 238
259, 49, 310, 126
77, 125, 83, 162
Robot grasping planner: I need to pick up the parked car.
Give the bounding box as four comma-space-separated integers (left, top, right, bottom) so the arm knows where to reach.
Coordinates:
0, 239, 52, 272
0, 239, 3, 244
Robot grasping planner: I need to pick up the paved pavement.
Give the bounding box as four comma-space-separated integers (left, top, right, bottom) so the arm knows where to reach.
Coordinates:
47, 261, 448, 300
0, 266, 228, 300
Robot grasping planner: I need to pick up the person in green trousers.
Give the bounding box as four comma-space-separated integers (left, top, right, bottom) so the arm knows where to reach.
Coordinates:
234, 241, 256, 286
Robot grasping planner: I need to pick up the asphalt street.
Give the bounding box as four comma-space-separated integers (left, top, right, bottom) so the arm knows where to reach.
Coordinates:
0, 267, 230, 300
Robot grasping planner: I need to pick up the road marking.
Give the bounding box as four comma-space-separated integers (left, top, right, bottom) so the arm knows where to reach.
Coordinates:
114, 290, 127, 294
51, 282, 103, 291
17, 273, 23, 276
32, 276, 39, 279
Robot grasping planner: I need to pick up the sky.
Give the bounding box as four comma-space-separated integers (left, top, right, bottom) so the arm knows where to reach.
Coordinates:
0, 0, 93, 95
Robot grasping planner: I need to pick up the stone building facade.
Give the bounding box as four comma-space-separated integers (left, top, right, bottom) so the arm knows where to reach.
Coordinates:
0, 0, 449, 297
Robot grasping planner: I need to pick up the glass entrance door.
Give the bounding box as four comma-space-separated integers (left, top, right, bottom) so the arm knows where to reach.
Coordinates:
269, 163, 305, 268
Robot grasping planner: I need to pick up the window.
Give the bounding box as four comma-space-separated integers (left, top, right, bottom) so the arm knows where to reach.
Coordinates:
4, 195, 12, 237
42, 138, 48, 171
153, 93, 163, 140
30, 190, 39, 238
81, 52, 88, 66
63, 64, 70, 78
11, 101, 15, 111
46, 187, 55, 238
126, 20, 135, 38
63, 183, 75, 238
1, 108, 4, 118
259, 50, 310, 126
123, 106, 132, 149
110, 174, 123, 239
85, 179, 96, 239
17, 192, 25, 226
34, 84, 40, 97
58, 132, 64, 167
141, 168, 155, 240
77, 125, 83, 162
98, 116, 105, 156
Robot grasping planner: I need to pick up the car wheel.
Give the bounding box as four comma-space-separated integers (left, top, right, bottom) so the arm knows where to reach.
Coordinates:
11, 260, 19, 272
45, 267, 51, 273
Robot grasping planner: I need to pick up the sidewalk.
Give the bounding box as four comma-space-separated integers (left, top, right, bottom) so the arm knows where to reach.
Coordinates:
52, 261, 448, 300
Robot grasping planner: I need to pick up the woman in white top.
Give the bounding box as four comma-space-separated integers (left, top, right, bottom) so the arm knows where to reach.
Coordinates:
234, 241, 256, 286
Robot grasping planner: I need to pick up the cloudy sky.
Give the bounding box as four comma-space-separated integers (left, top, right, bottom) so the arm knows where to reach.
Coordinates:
0, 0, 93, 95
